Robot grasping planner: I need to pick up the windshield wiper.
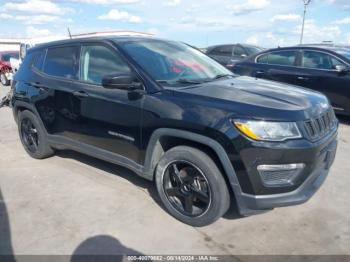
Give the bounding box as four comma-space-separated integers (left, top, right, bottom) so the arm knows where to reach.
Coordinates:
156, 79, 203, 85
213, 74, 235, 80
176, 78, 203, 84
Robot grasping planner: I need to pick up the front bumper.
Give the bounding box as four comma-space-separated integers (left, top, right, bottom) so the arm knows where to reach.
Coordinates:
231, 129, 338, 216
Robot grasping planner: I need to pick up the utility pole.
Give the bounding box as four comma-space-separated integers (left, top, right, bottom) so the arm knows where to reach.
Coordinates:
300, 0, 311, 45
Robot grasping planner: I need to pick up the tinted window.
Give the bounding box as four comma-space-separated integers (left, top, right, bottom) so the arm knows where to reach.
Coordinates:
257, 54, 268, 64
302, 51, 345, 70
32, 50, 45, 71
267, 51, 297, 66
80, 45, 131, 85
209, 45, 233, 56
233, 46, 246, 56
43, 46, 77, 79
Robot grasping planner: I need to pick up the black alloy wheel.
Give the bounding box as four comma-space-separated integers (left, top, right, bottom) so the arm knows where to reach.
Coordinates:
21, 118, 39, 153
162, 160, 211, 217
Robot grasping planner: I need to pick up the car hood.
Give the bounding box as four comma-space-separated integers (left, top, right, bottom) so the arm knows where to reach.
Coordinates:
174, 76, 330, 117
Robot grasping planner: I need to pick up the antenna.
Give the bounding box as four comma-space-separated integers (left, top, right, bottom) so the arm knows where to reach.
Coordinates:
67, 27, 72, 39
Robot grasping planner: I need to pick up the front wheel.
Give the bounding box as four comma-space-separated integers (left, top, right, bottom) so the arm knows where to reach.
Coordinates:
155, 146, 230, 227
0, 73, 9, 86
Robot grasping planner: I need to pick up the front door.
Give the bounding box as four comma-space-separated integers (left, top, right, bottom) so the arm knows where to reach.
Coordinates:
296, 50, 350, 113
69, 43, 143, 164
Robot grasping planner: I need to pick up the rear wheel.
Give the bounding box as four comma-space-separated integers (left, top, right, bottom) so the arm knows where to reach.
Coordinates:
155, 146, 230, 227
18, 110, 54, 159
0, 73, 9, 86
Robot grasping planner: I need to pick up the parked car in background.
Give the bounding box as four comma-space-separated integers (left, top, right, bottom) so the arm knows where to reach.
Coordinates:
233, 45, 350, 116
206, 44, 263, 68
11, 36, 338, 226
0, 51, 19, 86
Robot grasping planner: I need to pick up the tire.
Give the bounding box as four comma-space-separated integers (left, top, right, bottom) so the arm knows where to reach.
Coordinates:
155, 146, 230, 227
0, 73, 9, 86
18, 110, 54, 159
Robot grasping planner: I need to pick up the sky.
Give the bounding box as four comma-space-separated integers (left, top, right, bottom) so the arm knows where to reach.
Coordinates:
0, 0, 350, 48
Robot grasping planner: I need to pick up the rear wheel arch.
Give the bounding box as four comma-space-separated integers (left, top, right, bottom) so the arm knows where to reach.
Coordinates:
13, 103, 47, 132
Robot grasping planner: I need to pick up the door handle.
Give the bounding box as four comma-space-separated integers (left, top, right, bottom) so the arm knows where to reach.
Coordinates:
297, 76, 309, 81
73, 90, 89, 98
255, 70, 265, 75
33, 82, 49, 92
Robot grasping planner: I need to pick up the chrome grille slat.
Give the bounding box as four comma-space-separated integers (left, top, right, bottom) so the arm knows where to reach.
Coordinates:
303, 110, 336, 141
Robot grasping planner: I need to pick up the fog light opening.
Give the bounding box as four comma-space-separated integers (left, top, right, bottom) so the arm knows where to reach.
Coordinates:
257, 163, 305, 187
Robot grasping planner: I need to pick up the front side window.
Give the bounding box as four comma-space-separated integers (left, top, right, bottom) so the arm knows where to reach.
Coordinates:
302, 51, 345, 70
120, 40, 233, 86
80, 45, 131, 85
233, 46, 246, 56
43, 46, 77, 79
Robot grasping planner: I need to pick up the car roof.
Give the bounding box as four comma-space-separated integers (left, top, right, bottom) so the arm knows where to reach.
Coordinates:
206, 43, 261, 50
260, 45, 350, 53
29, 36, 160, 51
247, 45, 350, 65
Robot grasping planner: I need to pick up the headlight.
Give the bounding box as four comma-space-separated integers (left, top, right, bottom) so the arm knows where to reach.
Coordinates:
233, 120, 302, 141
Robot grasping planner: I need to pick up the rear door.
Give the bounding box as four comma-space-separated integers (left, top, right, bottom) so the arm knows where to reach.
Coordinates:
297, 50, 350, 113
253, 50, 300, 85
37, 45, 80, 137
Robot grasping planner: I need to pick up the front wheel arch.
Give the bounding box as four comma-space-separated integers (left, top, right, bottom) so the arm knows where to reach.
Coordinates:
143, 128, 243, 207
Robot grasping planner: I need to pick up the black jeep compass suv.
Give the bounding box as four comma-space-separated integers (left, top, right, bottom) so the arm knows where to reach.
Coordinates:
11, 37, 338, 226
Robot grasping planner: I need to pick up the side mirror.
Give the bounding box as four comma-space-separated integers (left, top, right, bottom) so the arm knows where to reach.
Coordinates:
241, 54, 247, 58
102, 73, 142, 91
335, 65, 348, 73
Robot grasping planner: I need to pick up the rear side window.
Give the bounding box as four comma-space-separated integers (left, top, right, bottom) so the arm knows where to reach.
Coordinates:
257, 54, 268, 64
32, 50, 45, 71
257, 51, 297, 66
267, 51, 297, 66
80, 45, 131, 85
43, 46, 77, 79
209, 45, 233, 56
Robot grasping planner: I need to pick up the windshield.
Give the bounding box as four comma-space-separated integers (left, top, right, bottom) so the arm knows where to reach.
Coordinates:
2, 53, 19, 62
120, 40, 234, 86
333, 49, 350, 60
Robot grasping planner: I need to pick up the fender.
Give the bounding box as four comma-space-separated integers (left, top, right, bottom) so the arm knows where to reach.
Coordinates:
12, 101, 41, 123
142, 128, 248, 213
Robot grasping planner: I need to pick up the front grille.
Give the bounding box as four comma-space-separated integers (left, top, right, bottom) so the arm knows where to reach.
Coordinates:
304, 110, 337, 141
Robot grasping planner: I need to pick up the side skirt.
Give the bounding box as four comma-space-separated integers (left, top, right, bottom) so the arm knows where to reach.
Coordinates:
47, 135, 149, 180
